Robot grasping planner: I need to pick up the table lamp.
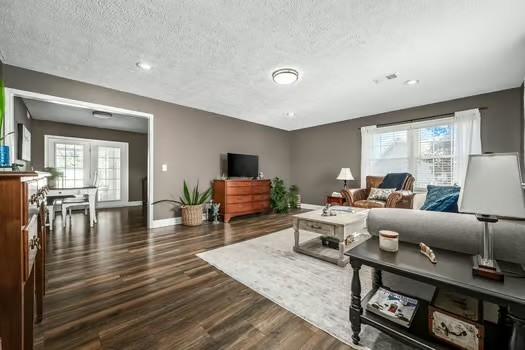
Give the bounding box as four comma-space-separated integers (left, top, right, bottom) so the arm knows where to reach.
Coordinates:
337, 168, 354, 190
459, 153, 525, 281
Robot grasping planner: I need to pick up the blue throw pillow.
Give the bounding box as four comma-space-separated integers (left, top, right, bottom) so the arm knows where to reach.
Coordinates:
421, 185, 461, 213
379, 173, 411, 190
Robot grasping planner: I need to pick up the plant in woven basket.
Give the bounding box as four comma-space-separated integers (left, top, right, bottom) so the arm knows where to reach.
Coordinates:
288, 185, 300, 209
153, 180, 212, 226
271, 177, 289, 214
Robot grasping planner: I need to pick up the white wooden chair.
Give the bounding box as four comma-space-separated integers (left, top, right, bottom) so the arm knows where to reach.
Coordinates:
62, 173, 99, 227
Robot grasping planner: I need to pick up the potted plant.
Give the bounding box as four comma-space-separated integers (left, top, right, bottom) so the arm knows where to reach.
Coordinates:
154, 180, 212, 226
289, 185, 300, 209
271, 177, 289, 213
43, 167, 62, 188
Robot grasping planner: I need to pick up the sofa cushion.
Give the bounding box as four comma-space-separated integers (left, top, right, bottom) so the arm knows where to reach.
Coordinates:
421, 185, 461, 213
379, 172, 411, 190
366, 208, 525, 264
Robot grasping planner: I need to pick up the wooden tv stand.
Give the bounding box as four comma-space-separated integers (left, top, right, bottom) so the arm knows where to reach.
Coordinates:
213, 179, 271, 223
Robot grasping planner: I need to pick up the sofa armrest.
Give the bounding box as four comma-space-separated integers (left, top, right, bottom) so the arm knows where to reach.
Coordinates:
385, 190, 415, 209
341, 188, 367, 206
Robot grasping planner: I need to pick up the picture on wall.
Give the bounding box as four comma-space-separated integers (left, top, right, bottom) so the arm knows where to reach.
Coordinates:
17, 123, 31, 161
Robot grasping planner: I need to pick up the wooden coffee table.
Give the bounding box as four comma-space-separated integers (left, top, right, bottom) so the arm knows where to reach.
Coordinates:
292, 207, 369, 266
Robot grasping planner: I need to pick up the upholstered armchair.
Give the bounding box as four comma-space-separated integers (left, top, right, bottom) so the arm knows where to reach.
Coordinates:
341, 174, 415, 209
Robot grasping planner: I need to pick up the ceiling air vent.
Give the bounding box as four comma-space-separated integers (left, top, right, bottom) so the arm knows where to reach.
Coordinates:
385, 73, 398, 80
373, 72, 399, 84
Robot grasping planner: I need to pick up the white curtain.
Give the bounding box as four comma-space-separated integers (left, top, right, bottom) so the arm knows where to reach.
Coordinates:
360, 125, 376, 188
453, 108, 482, 188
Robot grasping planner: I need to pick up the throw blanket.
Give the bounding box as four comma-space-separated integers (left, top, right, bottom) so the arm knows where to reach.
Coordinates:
379, 172, 411, 190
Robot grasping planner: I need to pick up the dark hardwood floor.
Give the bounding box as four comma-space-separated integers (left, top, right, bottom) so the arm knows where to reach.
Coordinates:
36, 207, 351, 349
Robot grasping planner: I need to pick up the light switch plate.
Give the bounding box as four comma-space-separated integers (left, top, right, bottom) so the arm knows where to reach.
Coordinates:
162, 164, 168, 172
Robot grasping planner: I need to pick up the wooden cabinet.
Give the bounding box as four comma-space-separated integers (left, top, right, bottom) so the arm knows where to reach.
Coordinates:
0, 172, 48, 350
326, 195, 345, 206
213, 179, 271, 223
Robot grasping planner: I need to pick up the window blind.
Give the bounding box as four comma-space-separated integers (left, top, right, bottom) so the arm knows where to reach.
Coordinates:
364, 118, 455, 190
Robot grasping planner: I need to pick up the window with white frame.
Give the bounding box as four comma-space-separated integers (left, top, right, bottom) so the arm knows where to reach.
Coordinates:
362, 118, 457, 191
97, 146, 122, 201
46, 135, 129, 205
54, 143, 85, 188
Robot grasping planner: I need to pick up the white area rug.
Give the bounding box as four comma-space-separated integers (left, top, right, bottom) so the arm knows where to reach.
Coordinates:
197, 228, 413, 349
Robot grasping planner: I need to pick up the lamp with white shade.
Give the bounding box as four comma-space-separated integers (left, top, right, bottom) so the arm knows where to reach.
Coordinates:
459, 153, 525, 281
337, 168, 354, 189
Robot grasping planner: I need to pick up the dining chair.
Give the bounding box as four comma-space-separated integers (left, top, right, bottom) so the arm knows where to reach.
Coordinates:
62, 172, 99, 227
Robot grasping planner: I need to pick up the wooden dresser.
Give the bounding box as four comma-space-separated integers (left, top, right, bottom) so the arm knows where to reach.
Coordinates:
213, 179, 271, 223
0, 172, 49, 350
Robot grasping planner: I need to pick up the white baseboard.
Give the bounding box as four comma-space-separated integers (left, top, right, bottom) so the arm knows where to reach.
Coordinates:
151, 205, 323, 229
97, 201, 143, 209
151, 217, 181, 228
151, 214, 207, 229
300, 203, 324, 210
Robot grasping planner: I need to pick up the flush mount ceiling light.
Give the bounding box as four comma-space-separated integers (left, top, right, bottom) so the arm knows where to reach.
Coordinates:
272, 68, 299, 85
136, 61, 152, 71
92, 111, 113, 119
404, 79, 420, 86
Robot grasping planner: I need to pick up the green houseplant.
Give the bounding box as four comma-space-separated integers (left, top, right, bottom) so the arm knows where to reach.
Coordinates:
43, 167, 62, 188
271, 177, 289, 213
153, 180, 212, 226
288, 185, 300, 209
0, 78, 12, 167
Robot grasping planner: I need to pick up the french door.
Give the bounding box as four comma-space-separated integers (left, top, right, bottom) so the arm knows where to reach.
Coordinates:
46, 135, 129, 206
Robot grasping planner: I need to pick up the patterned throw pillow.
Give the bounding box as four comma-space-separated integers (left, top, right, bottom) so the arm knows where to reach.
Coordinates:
368, 187, 396, 201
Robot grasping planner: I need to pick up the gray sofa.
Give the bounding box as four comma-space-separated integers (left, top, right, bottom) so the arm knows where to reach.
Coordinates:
366, 208, 525, 265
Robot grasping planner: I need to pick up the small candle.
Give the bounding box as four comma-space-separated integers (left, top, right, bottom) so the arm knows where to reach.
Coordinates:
379, 230, 399, 252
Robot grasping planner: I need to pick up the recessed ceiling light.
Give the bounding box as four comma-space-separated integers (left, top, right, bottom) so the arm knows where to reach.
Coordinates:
136, 61, 152, 71
285, 112, 296, 118
272, 68, 299, 85
404, 79, 420, 85
93, 111, 112, 119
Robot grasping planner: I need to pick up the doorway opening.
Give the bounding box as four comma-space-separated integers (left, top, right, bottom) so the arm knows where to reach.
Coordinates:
3, 88, 154, 228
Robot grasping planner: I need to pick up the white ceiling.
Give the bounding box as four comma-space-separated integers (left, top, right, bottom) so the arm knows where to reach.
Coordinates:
23, 98, 148, 134
2, 1, 525, 131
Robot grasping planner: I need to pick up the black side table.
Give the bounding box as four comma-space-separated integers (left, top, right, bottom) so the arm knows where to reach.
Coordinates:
346, 238, 525, 350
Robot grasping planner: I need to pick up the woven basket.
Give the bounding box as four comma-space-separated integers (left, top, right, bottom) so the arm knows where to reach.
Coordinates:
181, 205, 203, 226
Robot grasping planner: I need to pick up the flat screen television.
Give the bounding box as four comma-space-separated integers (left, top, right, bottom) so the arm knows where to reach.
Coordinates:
227, 153, 258, 178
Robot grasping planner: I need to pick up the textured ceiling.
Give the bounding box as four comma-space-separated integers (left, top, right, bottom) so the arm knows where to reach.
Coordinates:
23, 98, 148, 134
2, 1, 525, 130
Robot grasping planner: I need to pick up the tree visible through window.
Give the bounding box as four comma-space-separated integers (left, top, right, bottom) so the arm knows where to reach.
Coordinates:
54, 143, 84, 188
97, 146, 121, 201
414, 124, 454, 189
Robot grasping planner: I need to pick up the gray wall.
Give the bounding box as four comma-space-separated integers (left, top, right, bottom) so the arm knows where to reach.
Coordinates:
4, 65, 291, 219
290, 88, 524, 204
13, 97, 32, 165
30, 119, 147, 202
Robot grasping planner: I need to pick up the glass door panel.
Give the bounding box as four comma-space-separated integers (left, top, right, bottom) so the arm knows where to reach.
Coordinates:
97, 146, 122, 201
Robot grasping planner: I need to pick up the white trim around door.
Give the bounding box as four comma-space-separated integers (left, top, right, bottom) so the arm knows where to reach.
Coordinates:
3, 88, 155, 229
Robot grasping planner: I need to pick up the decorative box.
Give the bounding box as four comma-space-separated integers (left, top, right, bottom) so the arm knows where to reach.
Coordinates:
320, 236, 339, 249
428, 306, 484, 350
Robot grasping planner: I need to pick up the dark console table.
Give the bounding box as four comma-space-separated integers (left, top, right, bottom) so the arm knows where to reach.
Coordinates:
346, 237, 525, 350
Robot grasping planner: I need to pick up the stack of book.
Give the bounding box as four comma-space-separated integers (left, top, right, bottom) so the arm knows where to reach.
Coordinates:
366, 287, 418, 328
